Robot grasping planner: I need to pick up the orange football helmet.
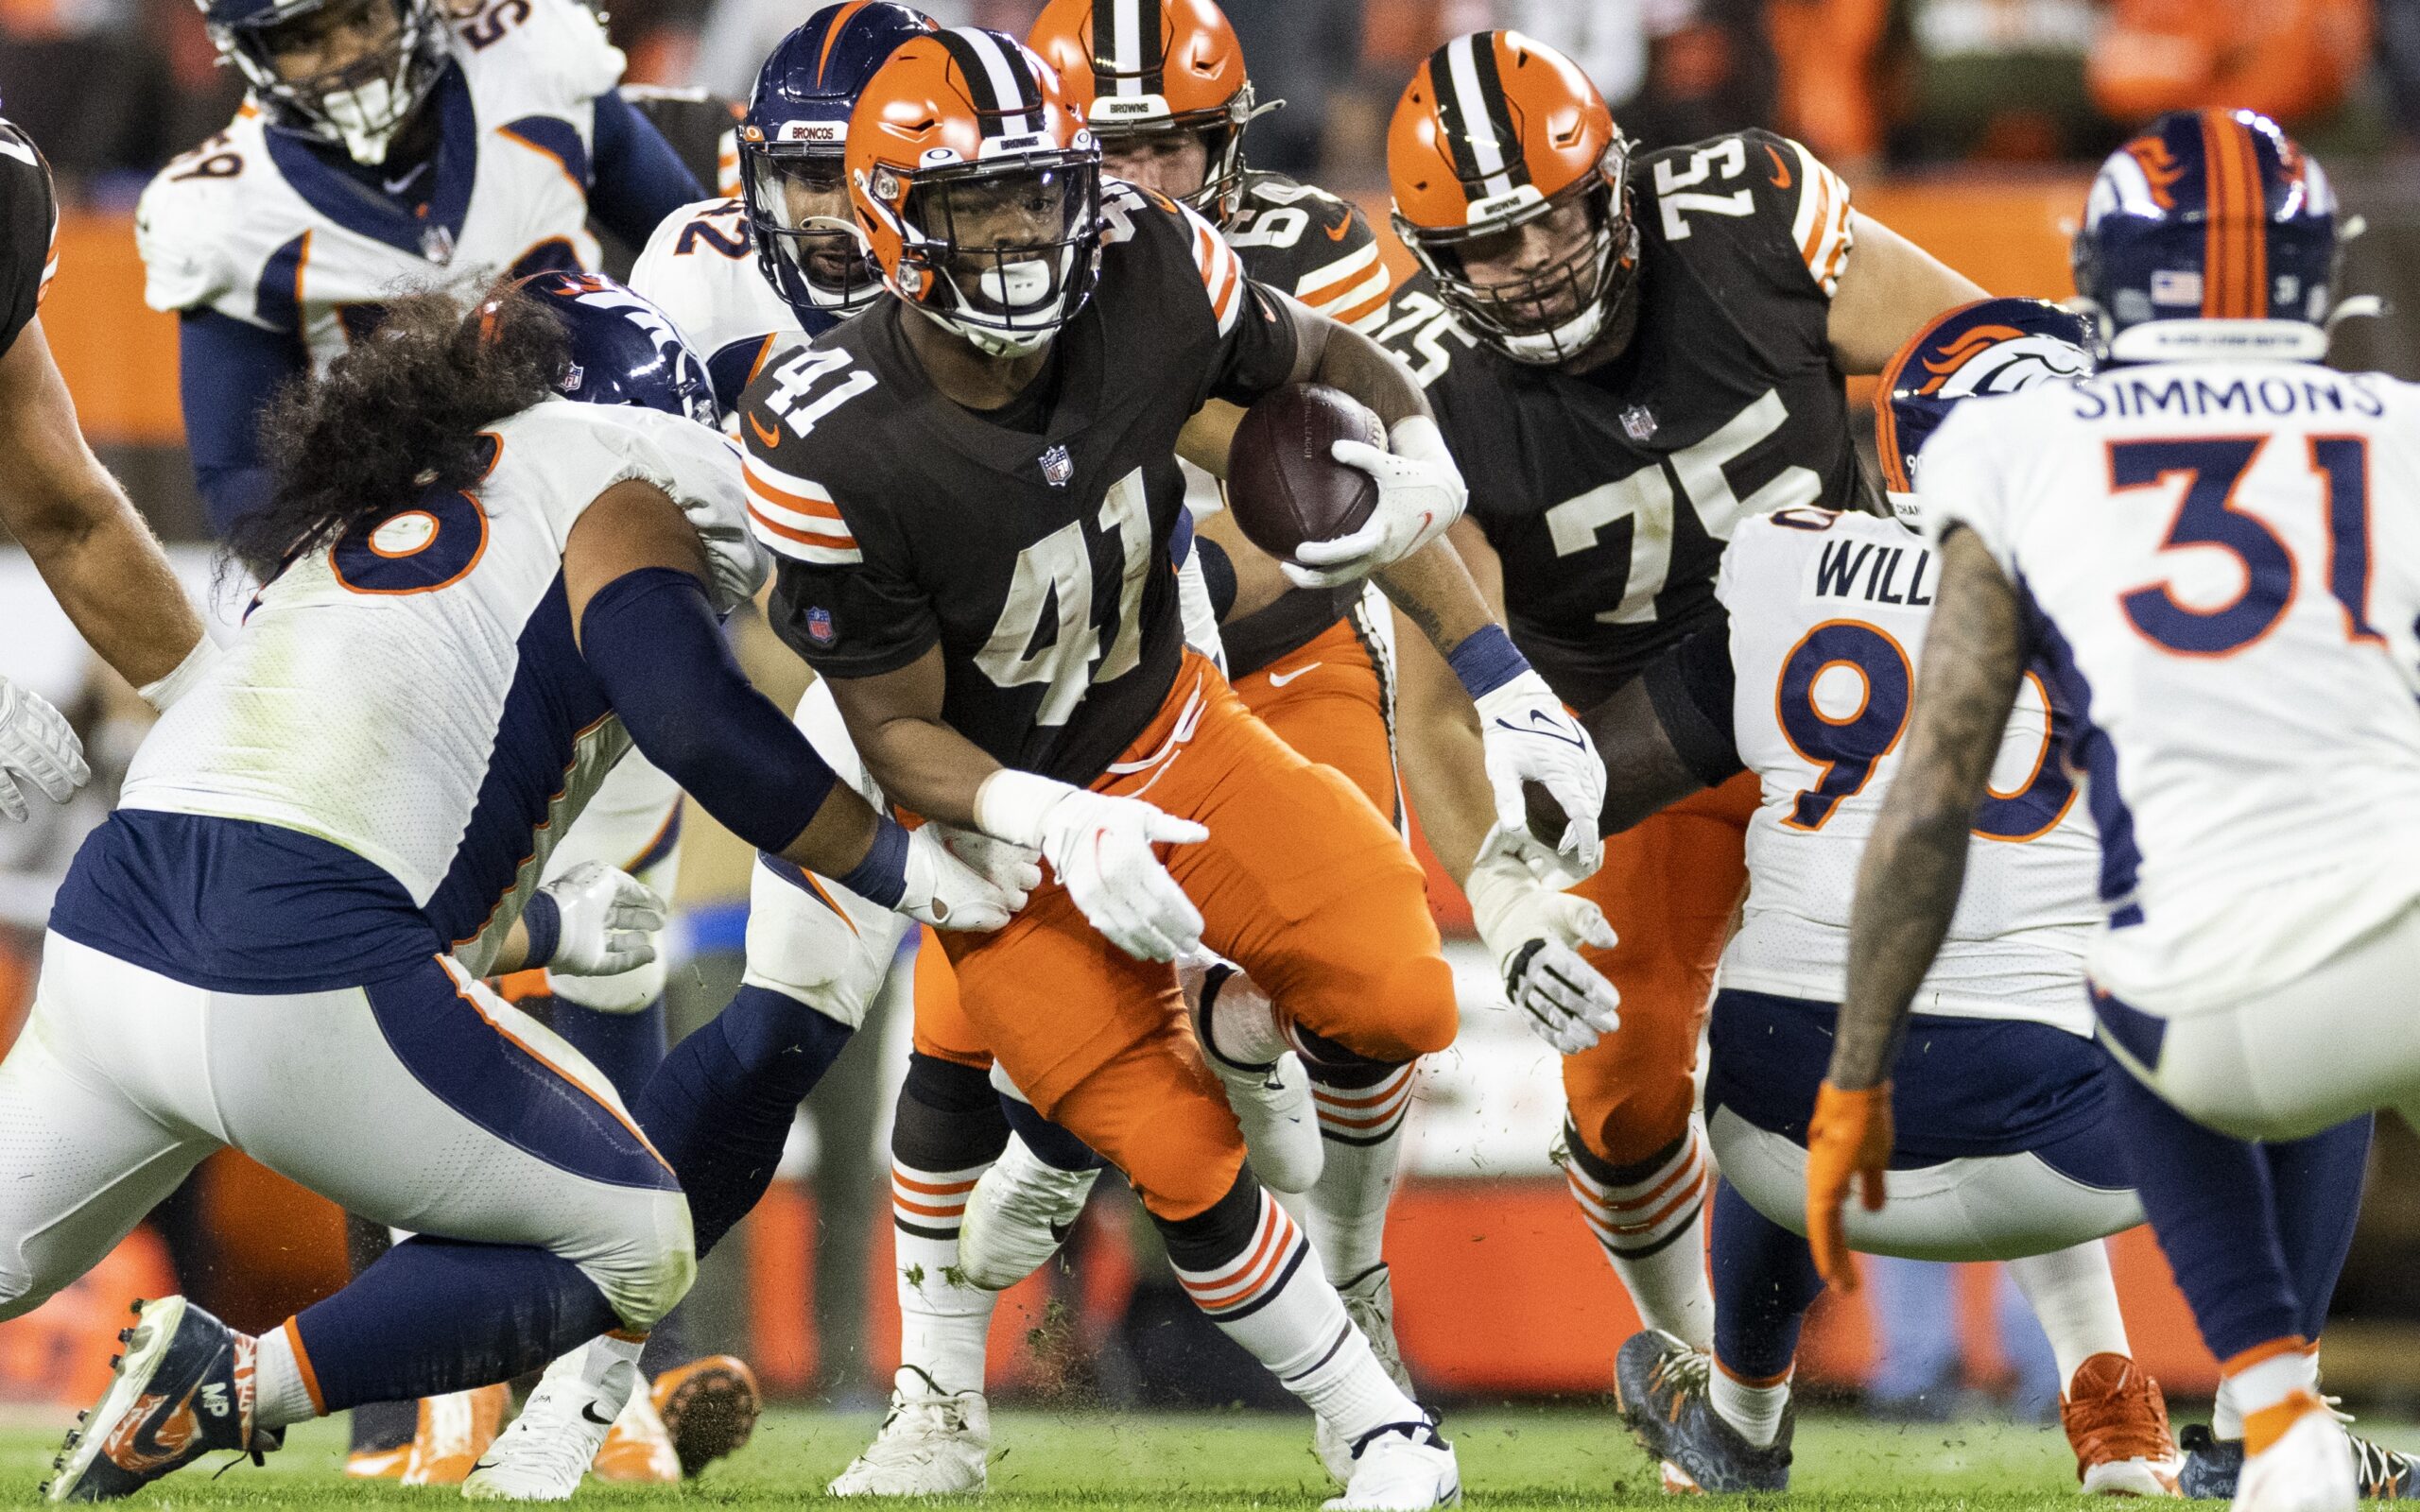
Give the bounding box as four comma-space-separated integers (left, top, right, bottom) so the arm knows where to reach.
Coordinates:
847, 26, 1103, 357
1388, 30, 1636, 366
1026, 0, 1260, 225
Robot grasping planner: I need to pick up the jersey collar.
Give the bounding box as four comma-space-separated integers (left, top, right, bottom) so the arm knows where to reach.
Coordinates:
266, 61, 477, 264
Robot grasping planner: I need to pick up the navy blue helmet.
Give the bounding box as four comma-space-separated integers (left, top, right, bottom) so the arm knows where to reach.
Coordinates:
1876, 297, 2093, 523
510, 271, 720, 429
2072, 108, 2339, 366
197, 0, 452, 164
740, 2, 937, 325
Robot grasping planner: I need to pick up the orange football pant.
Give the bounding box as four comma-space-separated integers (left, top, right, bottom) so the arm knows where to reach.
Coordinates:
1559, 770, 1758, 1167
932, 653, 1453, 1220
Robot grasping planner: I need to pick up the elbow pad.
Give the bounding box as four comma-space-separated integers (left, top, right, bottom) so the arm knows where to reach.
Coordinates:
579, 566, 834, 852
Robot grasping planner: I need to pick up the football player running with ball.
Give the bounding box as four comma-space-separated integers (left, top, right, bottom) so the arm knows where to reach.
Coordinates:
739, 28, 1606, 1509
1377, 30, 1985, 1360
1821, 109, 2420, 1512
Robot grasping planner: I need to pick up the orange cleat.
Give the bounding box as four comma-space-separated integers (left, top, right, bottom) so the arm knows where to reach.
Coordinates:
591, 1384, 682, 1483
399, 1383, 509, 1486
2061, 1353, 2183, 1497
342, 1445, 409, 1480
652, 1355, 762, 1478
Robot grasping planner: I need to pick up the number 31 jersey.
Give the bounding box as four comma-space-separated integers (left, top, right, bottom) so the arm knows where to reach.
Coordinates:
1922, 360, 2420, 1019
1719, 507, 2100, 1031
1377, 128, 1864, 713
741, 185, 1297, 785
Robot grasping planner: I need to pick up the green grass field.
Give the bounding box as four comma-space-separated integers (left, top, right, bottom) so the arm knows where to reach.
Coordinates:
4, 1401, 2398, 1510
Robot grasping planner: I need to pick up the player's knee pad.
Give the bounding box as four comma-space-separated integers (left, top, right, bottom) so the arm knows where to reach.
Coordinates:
741, 855, 910, 1032
1279, 951, 1458, 1066
568, 1186, 698, 1332
1058, 1074, 1244, 1222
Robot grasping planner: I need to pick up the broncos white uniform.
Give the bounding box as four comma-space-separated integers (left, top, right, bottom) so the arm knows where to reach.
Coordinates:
630, 197, 812, 418
135, 0, 686, 1011
0, 403, 751, 1329
1923, 361, 2420, 1142
1702, 507, 2141, 1259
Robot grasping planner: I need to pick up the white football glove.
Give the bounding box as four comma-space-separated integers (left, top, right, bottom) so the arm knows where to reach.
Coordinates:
532, 862, 667, 984
977, 769, 1208, 962
0, 676, 89, 823
907, 823, 1040, 933
1284, 415, 1467, 590
1465, 826, 1621, 1055
1475, 669, 1606, 879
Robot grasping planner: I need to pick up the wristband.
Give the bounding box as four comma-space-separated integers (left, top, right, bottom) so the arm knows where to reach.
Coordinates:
138, 634, 223, 713
1445, 623, 1530, 700
836, 816, 910, 908
973, 768, 1075, 850
520, 888, 562, 970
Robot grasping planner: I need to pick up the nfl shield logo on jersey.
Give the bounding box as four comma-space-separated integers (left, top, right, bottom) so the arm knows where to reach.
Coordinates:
1621, 404, 1658, 442
1040, 444, 1074, 488
806, 607, 836, 645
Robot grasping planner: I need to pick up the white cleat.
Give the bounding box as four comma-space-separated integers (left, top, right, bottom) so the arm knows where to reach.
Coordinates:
958, 1132, 1100, 1291
2233, 1396, 2356, 1512
1315, 1266, 1416, 1484
827, 1373, 991, 1497
461, 1341, 639, 1502
1322, 1423, 1460, 1510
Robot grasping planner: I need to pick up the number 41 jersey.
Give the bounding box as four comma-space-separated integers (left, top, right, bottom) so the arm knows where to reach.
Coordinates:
1922, 360, 2420, 1019
1378, 127, 1864, 712
1717, 508, 2100, 1031
741, 186, 1296, 786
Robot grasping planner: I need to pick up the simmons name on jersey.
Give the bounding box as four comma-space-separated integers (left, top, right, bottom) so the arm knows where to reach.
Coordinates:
0, 117, 58, 363
740, 184, 1296, 784
135, 0, 629, 367
1377, 128, 1863, 711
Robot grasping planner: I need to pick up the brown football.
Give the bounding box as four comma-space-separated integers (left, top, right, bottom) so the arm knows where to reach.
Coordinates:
1224, 383, 1384, 564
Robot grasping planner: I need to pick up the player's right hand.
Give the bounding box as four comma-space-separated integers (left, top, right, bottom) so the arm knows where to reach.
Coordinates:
975, 770, 1210, 961
901, 825, 1032, 933
0, 676, 90, 823
534, 862, 668, 982
1284, 417, 1467, 589
1462, 826, 1622, 1055
1806, 1079, 1894, 1292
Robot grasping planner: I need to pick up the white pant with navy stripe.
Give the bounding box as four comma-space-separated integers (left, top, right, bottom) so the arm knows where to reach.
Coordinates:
0, 936, 694, 1330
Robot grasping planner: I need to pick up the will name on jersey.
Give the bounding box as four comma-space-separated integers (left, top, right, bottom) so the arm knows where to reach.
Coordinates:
135, 0, 629, 368
1375, 127, 1862, 713
1920, 358, 2420, 1018
1708, 507, 2100, 1032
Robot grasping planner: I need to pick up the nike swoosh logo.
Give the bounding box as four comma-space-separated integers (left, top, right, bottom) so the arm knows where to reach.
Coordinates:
1267, 662, 1321, 687
1764, 143, 1792, 190
1496, 711, 1587, 750
580, 1402, 615, 1427
747, 411, 782, 447
1324, 215, 1353, 242
472, 1461, 500, 1473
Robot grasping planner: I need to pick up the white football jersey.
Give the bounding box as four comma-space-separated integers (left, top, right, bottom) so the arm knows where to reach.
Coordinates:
1719, 508, 2100, 1031
1921, 359, 2420, 1017
135, 0, 625, 368
118, 402, 747, 976
627, 197, 809, 420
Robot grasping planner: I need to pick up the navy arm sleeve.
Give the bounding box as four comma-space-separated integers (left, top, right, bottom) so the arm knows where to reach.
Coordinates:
587, 90, 704, 252
579, 566, 838, 855
180, 309, 305, 540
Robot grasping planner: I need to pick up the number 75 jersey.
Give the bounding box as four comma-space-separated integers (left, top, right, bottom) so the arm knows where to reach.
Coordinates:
1718, 507, 2101, 1032
1921, 359, 2420, 1019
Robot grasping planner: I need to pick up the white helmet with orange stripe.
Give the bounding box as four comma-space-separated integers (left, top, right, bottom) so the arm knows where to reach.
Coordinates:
1387, 30, 1635, 367
847, 26, 1102, 358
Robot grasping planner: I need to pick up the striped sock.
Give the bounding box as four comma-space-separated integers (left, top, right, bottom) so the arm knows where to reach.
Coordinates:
1710, 1360, 1791, 1450
1166, 1181, 1421, 1447
1566, 1125, 1713, 1350
1302, 1061, 1415, 1284
890, 1160, 997, 1396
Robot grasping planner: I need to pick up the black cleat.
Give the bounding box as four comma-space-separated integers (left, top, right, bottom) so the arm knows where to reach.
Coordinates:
1614, 1330, 1792, 1493
2178, 1418, 2419, 1499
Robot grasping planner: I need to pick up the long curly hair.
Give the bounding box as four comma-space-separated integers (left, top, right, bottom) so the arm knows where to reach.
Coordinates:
230, 283, 571, 580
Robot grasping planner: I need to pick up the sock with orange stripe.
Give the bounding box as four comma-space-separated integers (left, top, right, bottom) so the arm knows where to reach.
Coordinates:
1566, 1125, 1714, 1351
1161, 1175, 1424, 1445
1709, 1363, 1791, 1451
2224, 1338, 2320, 1452
255, 1323, 318, 1430
1288, 1025, 1414, 1287
890, 1055, 1010, 1396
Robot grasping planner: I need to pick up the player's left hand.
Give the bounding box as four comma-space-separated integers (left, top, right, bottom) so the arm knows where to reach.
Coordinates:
902, 824, 1032, 933
1806, 1079, 1894, 1292
0, 676, 90, 823
1474, 671, 1605, 879
1463, 827, 1622, 1055
1284, 416, 1467, 589
530, 862, 667, 983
